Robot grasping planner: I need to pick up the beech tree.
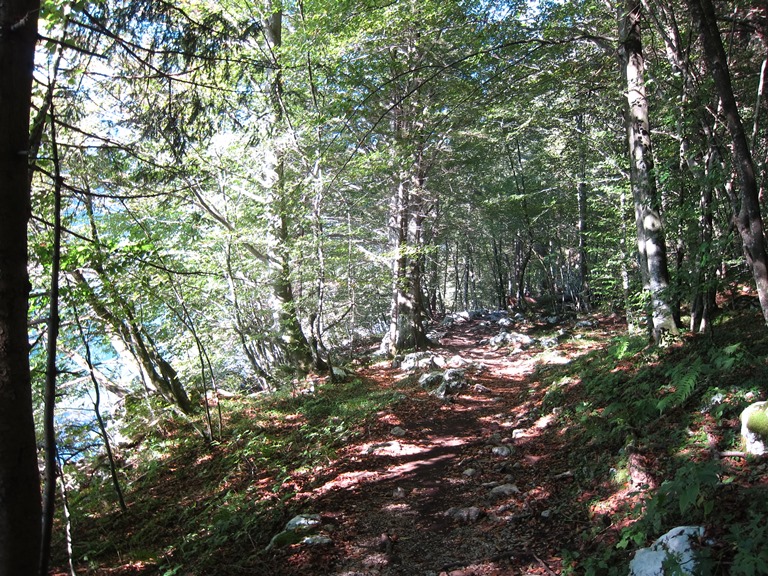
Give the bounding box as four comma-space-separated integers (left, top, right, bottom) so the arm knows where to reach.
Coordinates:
259, 0, 320, 371
619, 1, 678, 340
0, 0, 42, 573
685, 0, 768, 326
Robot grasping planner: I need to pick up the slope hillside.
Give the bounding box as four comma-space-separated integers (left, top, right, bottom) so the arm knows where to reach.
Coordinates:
52, 308, 768, 575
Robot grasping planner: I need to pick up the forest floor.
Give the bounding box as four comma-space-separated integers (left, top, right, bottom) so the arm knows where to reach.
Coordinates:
259, 314, 624, 576
52, 305, 768, 576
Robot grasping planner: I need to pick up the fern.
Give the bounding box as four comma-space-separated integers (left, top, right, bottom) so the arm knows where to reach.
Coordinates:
709, 342, 745, 370
657, 358, 705, 413
729, 510, 768, 576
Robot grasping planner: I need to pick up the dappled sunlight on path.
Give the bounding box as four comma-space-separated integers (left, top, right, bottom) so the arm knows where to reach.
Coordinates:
309, 436, 467, 496
266, 312, 621, 575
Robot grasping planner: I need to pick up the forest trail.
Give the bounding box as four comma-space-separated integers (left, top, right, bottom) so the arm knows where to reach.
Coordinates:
260, 313, 623, 576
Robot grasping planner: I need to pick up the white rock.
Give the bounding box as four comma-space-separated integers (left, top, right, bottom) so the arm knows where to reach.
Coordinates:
400, 351, 434, 371
418, 371, 443, 388
431, 369, 467, 398
741, 401, 768, 455
285, 514, 322, 532
444, 506, 484, 523
628, 526, 705, 576
302, 535, 333, 546
540, 336, 559, 348
443, 368, 466, 384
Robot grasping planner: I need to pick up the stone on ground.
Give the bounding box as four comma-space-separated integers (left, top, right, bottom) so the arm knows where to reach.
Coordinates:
628, 526, 705, 576
740, 401, 768, 455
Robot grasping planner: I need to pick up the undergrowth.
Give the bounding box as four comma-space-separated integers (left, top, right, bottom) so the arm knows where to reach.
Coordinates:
53, 376, 400, 575
52, 312, 768, 575
548, 314, 768, 575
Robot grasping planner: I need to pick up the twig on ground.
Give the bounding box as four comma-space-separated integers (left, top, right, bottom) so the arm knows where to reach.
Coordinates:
532, 552, 557, 576
719, 450, 748, 458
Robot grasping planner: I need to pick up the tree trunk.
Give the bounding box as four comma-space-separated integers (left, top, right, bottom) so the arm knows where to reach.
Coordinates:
70, 270, 195, 414
516, 243, 532, 308
691, 184, 716, 332
684, 92, 720, 333
577, 181, 591, 311
40, 98, 64, 576
56, 456, 76, 576
620, 188, 637, 331
384, 17, 431, 355
462, 249, 471, 310
492, 238, 508, 310
69, 297, 127, 511
426, 245, 442, 317
0, 1, 43, 573
620, 2, 678, 341
452, 240, 460, 311
387, 177, 429, 353
576, 112, 591, 311
648, 0, 720, 332
685, 0, 768, 326
262, 2, 316, 370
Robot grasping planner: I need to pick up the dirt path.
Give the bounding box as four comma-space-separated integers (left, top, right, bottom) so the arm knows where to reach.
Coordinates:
263, 314, 618, 575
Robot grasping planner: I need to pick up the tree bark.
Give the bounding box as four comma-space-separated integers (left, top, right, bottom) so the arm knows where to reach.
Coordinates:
620, 2, 678, 341
577, 181, 591, 311
576, 113, 591, 311
492, 238, 507, 310
646, 0, 720, 332
40, 97, 64, 576
516, 245, 532, 308
0, 0, 43, 573
56, 456, 76, 576
685, 0, 768, 326
690, 183, 716, 332
385, 18, 431, 355
387, 177, 429, 353
262, 2, 317, 370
